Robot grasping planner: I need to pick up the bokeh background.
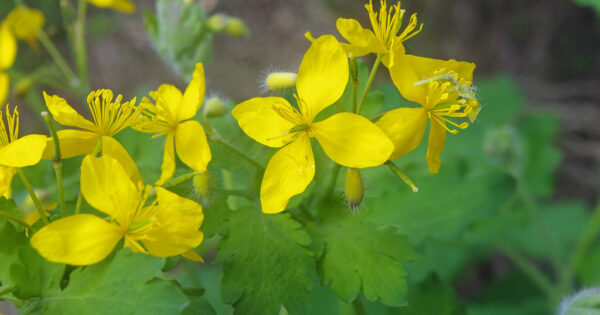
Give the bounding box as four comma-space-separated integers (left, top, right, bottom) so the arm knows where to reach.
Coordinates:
1, 0, 599, 314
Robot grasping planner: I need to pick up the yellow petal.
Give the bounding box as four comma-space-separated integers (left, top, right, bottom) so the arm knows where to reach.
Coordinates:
81, 154, 139, 225
426, 118, 447, 173
336, 18, 385, 56
87, 0, 136, 13
24, 209, 49, 226
156, 132, 175, 185
0, 22, 17, 70
178, 63, 205, 121
43, 91, 96, 130
376, 107, 428, 160
312, 112, 393, 168
0, 134, 47, 167
30, 214, 123, 265
388, 42, 426, 104
296, 35, 349, 121
42, 129, 99, 160
405, 54, 476, 84
261, 134, 315, 213
5, 7, 45, 43
150, 84, 182, 124
0, 72, 8, 106
0, 166, 15, 198
181, 249, 204, 262
175, 120, 211, 172
141, 187, 204, 257
101, 136, 142, 184
232, 97, 298, 148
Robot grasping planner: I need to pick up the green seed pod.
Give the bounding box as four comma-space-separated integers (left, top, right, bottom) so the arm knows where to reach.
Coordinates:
203, 96, 228, 117
344, 167, 364, 211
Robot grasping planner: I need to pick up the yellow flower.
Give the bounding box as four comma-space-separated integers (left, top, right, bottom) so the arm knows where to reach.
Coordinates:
30, 154, 204, 266
88, 0, 136, 14
307, 0, 421, 67
376, 44, 480, 173
134, 63, 211, 185
232, 35, 393, 213
0, 21, 17, 106
42, 89, 141, 180
4, 6, 45, 50
0, 105, 48, 197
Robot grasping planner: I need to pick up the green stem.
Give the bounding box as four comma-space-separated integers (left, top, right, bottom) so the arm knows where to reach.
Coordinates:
351, 297, 368, 315
37, 30, 78, 87
334, 101, 346, 112
74, 0, 89, 90
59, 0, 76, 50
385, 161, 418, 192
357, 54, 383, 115
41, 112, 66, 217
0, 210, 32, 230
161, 171, 203, 189
326, 163, 341, 196
74, 191, 83, 214
17, 169, 48, 225
497, 242, 557, 300
210, 135, 263, 170
562, 202, 600, 292
212, 188, 254, 200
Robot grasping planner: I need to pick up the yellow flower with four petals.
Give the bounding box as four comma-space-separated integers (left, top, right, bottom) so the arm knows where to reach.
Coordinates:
31, 153, 204, 266
233, 35, 393, 213
376, 43, 480, 173
134, 63, 211, 185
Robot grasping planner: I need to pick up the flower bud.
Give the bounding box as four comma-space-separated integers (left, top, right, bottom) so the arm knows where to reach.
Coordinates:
203, 96, 228, 117
344, 168, 364, 211
206, 13, 227, 32
192, 171, 211, 205
224, 17, 249, 38
265, 72, 297, 92
14, 77, 33, 99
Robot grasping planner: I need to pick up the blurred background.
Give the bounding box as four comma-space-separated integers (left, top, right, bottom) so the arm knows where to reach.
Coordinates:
1, 0, 599, 314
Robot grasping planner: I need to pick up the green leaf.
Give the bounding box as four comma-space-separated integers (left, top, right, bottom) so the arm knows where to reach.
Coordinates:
217, 208, 313, 315
182, 295, 217, 315
367, 170, 517, 242
398, 274, 464, 315
308, 200, 420, 307
33, 248, 188, 315
146, 0, 214, 79
561, 288, 600, 315
9, 245, 64, 300
476, 75, 524, 126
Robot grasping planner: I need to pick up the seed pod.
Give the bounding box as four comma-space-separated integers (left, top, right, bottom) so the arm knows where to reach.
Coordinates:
344, 167, 364, 211
265, 72, 297, 92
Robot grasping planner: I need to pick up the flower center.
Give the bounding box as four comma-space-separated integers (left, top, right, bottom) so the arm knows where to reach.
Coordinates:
365, 0, 422, 49
0, 105, 19, 147
87, 89, 140, 136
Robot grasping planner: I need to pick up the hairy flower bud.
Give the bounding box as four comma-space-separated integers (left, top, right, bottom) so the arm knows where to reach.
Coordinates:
264, 72, 297, 92
224, 17, 249, 38
203, 96, 228, 118
206, 13, 227, 32
344, 168, 364, 211
192, 171, 211, 205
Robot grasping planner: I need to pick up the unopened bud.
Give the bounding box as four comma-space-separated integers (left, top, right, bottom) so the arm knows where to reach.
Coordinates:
14, 77, 33, 99
192, 171, 211, 205
344, 168, 364, 211
265, 72, 296, 92
203, 96, 228, 117
206, 13, 227, 32
224, 17, 249, 38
